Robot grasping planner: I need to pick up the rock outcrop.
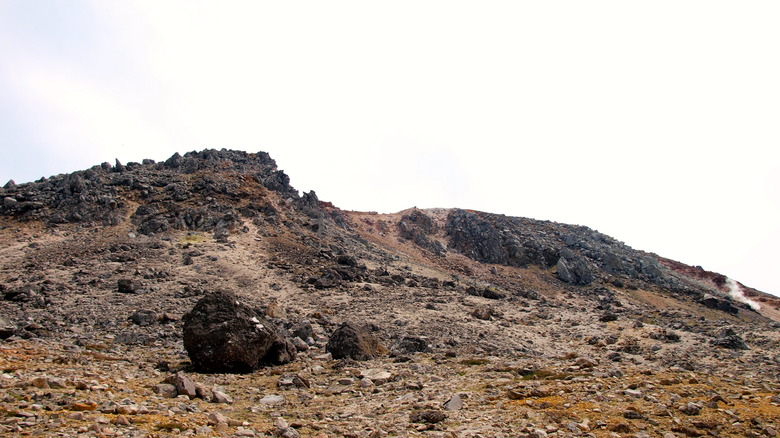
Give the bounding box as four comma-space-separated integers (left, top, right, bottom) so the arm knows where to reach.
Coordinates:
556, 248, 595, 285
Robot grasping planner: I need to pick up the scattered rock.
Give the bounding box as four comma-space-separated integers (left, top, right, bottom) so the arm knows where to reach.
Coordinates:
0, 316, 15, 339
410, 410, 446, 424
679, 402, 702, 416
624, 408, 645, 420
212, 388, 234, 404
392, 336, 431, 354
260, 394, 285, 405
153, 384, 177, 398
443, 394, 464, 411
170, 373, 197, 399
130, 309, 158, 326
117, 279, 140, 294
360, 369, 392, 385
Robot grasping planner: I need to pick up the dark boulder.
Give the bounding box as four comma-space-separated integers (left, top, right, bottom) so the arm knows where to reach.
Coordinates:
182, 290, 296, 373
117, 279, 141, 294
701, 294, 739, 315
712, 328, 748, 350
326, 322, 387, 361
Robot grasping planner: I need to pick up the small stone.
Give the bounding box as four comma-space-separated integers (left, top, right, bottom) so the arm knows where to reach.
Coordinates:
212, 388, 234, 404
507, 389, 525, 400
679, 402, 702, 416
115, 404, 138, 415
278, 375, 295, 388
409, 410, 446, 424
624, 409, 644, 420
260, 394, 285, 405
172, 374, 197, 399
292, 336, 309, 352
292, 375, 310, 388
48, 378, 68, 389
610, 423, 631, 433
130, 310, 158, 326
207, 412, 228, 425
153, 384, 177, 398
235, 428, 256, 437
70, 402, 98, 411
443, 394, 464, 411
624, 389, 643, 398
360, 369, 392, 384
196, 426, 213, 435
195, 382, 211, 401
31, 377, 50, 389
280, 427, 301, 438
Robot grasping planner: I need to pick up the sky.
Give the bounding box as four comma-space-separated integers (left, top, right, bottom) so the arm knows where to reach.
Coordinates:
1, 1, 778, 295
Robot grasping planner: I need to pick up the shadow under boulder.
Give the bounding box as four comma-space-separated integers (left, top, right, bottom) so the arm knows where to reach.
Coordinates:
182, 290, 296, 373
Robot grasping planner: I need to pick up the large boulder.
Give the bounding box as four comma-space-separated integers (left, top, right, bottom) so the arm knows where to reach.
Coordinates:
326, 322, 387, 361
182, 290, 296, 373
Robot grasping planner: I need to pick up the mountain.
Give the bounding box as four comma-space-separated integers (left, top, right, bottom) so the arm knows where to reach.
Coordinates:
1, 148, 779, 437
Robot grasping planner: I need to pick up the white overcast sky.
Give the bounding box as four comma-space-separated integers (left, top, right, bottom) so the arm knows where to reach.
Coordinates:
1, 1, 778, 295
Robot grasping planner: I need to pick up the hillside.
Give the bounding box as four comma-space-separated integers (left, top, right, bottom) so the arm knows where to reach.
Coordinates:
1, 149, 779, 437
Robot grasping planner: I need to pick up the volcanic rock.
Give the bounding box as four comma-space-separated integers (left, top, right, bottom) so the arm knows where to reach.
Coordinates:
0, 316, 16, 339
392, 336, 432, 354
556, 248, 595, 285
182, 290, 295, 373
410, 410, 446, 424
712, 328, 748, 350
326, 322, 387, 361
701, 294, 739, 314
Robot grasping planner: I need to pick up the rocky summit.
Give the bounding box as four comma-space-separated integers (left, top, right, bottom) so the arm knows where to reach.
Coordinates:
1, 148, 779, 437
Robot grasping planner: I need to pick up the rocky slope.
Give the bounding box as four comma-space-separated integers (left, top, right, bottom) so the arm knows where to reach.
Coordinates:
1, 149, 779, 437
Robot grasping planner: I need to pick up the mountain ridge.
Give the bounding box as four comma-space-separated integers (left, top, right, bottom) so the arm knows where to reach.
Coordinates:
1, 148, 779, 437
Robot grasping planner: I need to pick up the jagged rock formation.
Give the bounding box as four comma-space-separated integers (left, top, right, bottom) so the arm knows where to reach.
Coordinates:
2, 148, 780, 436
0, 149, 320, 238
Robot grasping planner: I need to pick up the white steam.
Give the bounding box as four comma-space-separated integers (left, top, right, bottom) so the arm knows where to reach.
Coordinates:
726, 278, 761, 311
